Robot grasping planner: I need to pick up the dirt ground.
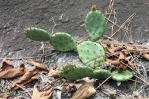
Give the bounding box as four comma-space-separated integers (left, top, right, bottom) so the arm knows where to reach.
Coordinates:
0, 0, 149, 99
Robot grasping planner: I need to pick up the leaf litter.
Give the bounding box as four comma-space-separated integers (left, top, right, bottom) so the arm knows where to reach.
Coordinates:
0, 38, 149, 99
0, 1, 149, 99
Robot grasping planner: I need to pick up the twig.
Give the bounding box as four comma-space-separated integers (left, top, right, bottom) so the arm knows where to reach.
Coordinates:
9, 81, 32, 98
105, 0, 115, 24
111, 13, 136, 37
134, 75, 149, 86
0, 57, 34, 61
105, 17, 128, 32
15, 83, 32, 97
96, 75, 113, 90
51, 16, 57, 34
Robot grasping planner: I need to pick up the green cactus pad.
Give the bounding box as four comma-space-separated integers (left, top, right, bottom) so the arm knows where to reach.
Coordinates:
25, 28, 50, 41
77, 41, 105, 68
92, 69, 111, 80
85, 7, 106, 41
50, 32, 76, 52
59, 64, 93, 80
112, 70, 133, 82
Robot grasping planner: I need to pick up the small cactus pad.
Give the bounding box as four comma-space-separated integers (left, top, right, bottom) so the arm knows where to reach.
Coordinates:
112, 70, 133, 82
77, 41, 105, 68
85, 5, 106, 41
59, 64, 93, 80
92, 69, 111, 80
25, 28, 50, 41
50, 32, 76, 52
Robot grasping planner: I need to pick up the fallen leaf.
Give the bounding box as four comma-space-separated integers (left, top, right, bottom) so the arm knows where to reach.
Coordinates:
120, 58, 136, 70
32, 85, 52, 99
143, 53, 149, 61
48, 68, 60, 78
0, 64, 26, 79
1, 60, 14, 70
71, 82, 96, 99
11, 66, 38, 90
16, 66, 37, 83
27, 60, 49, 71
11, 76, 39, 90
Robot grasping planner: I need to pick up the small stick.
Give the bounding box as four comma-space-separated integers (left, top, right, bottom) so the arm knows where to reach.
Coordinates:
96, 75, 112, 90
111, 13, 136, 37
134, 75, 149, 85
51, 16, 57, 34
9, 81, 32, 98
0, 57, 34, 61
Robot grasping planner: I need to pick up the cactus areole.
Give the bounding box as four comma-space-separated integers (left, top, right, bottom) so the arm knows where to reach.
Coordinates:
85, 5, 106, 41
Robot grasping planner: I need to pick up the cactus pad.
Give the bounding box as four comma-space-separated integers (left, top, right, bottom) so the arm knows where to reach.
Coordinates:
59, 64, 93, 80
25, 28, 50, 41
92, 69, 111, 80
112, 70, 133, 82
77, 41, 105, 68
50, 32, 76, 52
85, 6, 106, 41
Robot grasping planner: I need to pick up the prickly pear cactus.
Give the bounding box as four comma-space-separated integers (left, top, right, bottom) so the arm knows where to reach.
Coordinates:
85, 5, 106, 41
59, 64, 93, 80
50, 32, 76, 52
25, 28, 50, 41
92, 69, 111, 80
77, 41, 105, 68
112, 70, 133, 82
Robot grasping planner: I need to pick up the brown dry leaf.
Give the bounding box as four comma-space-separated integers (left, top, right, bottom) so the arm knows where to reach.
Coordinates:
120, 58, 136, 70
71, 82, 96, 99
32, 85, 52, 99
16, 66, 37, 83
106, 59, 120, 66
143, 53, 149, 61
1, 60, 14, 70
48, 68, 60, 78
27, 60, 48, 71
118, 52, 125, 59
0, 64, 26, 79
11, 76, 39, 90
11, 66, 38, 90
